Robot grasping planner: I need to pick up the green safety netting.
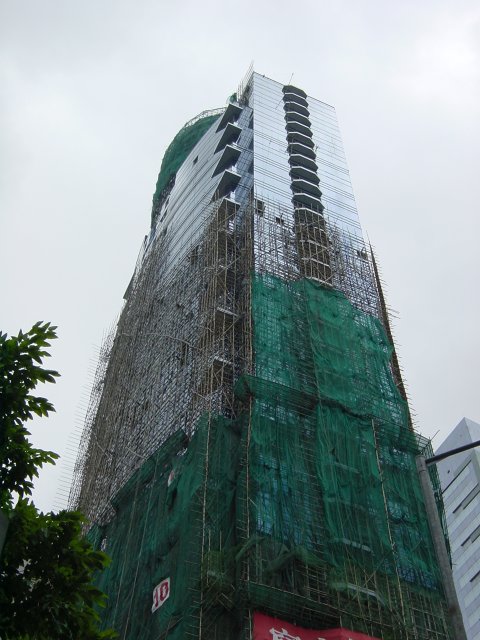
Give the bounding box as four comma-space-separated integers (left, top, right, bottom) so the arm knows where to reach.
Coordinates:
88, 415, 240, 640
234, 274, 446, 636
89, 273, 449, 639
246, 274, 409, 428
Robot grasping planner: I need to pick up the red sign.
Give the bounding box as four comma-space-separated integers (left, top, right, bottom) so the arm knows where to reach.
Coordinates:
253, 612, 380, 640
152, 577, 170, 613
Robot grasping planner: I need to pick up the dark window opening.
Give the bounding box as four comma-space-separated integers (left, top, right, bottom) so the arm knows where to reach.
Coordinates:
180, 342, 188, 366
255, 199, 265, 216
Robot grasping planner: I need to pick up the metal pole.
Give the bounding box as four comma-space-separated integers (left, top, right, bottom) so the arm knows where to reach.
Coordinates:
416, 455, 467, 640
426, 438, 480, 466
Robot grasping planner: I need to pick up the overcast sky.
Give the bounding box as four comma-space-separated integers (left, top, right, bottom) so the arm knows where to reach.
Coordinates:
1, 0, 479, 512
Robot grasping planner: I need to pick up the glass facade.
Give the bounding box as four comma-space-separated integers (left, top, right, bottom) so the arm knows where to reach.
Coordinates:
253, 74, 361, 231
437, 418, 480, 639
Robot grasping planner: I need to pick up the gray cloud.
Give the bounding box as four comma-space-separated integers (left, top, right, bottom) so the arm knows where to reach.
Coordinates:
1, 0, 479, 510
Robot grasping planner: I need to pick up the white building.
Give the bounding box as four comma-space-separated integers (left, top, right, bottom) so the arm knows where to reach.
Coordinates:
436, 417, 480, 639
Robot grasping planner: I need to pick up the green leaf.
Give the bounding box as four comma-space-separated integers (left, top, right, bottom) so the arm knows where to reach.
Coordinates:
0, 324, 115, 639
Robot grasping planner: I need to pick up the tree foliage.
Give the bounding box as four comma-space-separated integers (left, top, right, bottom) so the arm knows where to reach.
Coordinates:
0, 323, 116, 639
0, 502, 115, 639
0, 321, 59, 511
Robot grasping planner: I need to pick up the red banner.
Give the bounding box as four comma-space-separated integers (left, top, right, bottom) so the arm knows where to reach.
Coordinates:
253, 612, 380, 640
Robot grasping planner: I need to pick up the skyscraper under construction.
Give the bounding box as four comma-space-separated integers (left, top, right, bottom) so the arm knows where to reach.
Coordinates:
70, 70, 452, 640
